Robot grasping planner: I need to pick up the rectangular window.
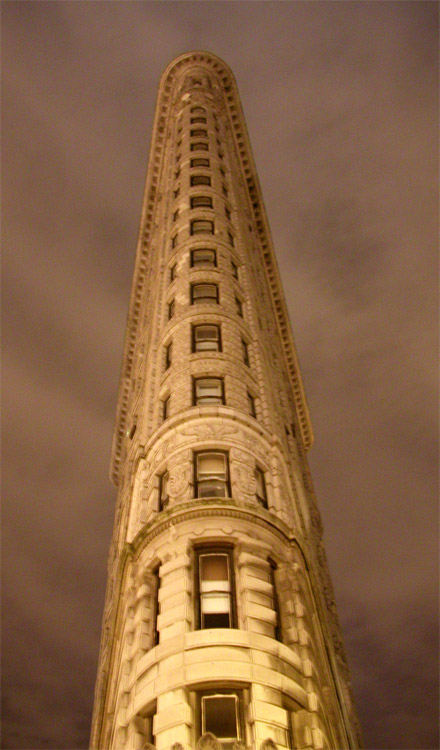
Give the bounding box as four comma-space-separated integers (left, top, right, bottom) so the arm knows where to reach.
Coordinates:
196, 546, 234, 628
190, 219, 214, 235
269, 560, 282, 642
191, 129, 208, 138
191, 195, 213, 209
190, 141, 209, 151
192, 324, 221, 352
169, 264, 176, 282
167, 299, 175, 319
195, 452, 229, 499
241, 339, 249, 366
151, 569, 160, 647
173, 209, 179, 222
199, 690, 244, 748
235, 297, 243, 317
222, 184, 228, 196
218, 150, 224, 160
191, 158, 210, 168
165, 341, 172, 369
225, 206, 231, 220
191, 283, 219, 304
255, 467, 268, 509
159, 471, 169, 511
191, 174, 211, 186
231, 260, 238, 278
191, 248, 216, 267
162, 395, 170, 421
173, 187, 180, 199
194, 377, 224, 406
247, 391, 256, 418
191, 116, 207, 124
228, 231, 234, 247
171, 234, 177, 249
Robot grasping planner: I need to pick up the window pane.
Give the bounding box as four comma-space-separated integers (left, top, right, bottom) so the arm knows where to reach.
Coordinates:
191, 129, 208, 137
203, 696, 238, 740
198, 480, 227, 498
191, 158, 210, 168
200, 554, 228, 581
190, 141, 209, 151
195, 378, 223, 405
191, 196, 213, 209
192, 284, 218, 303
192, 248, 216, 266
197, 453, 226, 477
194, 325, 219, 351
191, 220, 214, 235
191, 175, 211, 186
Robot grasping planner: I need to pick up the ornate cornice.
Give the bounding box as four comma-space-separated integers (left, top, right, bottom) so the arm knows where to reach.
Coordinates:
110, 51, 313, 486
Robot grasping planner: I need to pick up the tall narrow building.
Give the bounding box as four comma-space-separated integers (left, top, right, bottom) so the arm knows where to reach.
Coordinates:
90, 52, 362, 750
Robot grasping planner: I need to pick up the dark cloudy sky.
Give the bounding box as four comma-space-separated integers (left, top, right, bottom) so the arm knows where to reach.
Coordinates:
2, 2, 438, 749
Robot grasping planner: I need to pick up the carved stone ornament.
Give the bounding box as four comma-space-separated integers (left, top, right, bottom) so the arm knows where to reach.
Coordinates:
196, 732, 222, 750
260, 739, 278, 750
169, 465, 190, 498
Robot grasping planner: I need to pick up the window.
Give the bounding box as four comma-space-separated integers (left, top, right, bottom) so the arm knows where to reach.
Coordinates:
173, 209, 179, 222
191, 158, 210, 168
228, 231, 234, 247
191, 106, 206, 114
190, 141, 209, 151
247, 391, 256, 418
192, 324, 221, 352
139, 702, 157, 745
191, 174, 211, 186
159, 470, 169, 511
196, 546, 234, 628
175, 168, 180, 179
190, 219, 214, 235
222, 184, 228, 196
165, 341, 172, 369
225, 206, 231, 220
220, 166, 226, 177
162, 395, 170, 421
191, 283, 219, 304
218, 150, 224, 160
231, 260, 238, 278
255, 467, 268, 509
269, 560, 282, 642
235, 297, 243, 317
167, 299, 175, 319
194, 377, 224, 406
191, 129, 208, 138
169, 264, 176, 282
241, 339, 249, 366
191, 195, 213, 209
195, 452, 229, 499
171, 234, 177, 249
190, 117, 207, 124
198, 689, 244, 748
173, 187, 180, 199
191, 248, 216, 267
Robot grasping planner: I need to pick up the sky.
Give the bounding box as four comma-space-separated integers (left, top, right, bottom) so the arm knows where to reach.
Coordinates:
1, 2, 438, 749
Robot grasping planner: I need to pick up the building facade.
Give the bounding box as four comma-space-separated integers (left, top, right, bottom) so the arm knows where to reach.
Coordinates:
90, 52, 362, 750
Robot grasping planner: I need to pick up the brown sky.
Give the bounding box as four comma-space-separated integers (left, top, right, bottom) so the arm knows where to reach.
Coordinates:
2, 2, 438, 749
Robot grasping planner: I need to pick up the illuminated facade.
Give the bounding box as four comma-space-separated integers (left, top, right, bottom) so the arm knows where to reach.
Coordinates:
90, 52, 362, 750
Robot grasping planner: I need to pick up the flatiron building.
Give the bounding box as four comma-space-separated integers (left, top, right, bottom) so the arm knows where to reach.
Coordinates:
90, 51, 362, 750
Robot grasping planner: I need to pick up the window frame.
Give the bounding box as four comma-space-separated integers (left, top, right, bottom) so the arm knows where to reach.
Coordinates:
197, 688, 245, 748
167, 298, 175, 319
269, 559, 283, 642
255, 466, 268, 509
191, 174, 211, 187
241, 338, 249, 366
190, 128, 208, 138
194, 451, 231, 501
235, 297, 243, 317
190, 158, 210, 168
194, 543, 236, 629
191, 195, 213, 210
190, 248, 217, 268
162, 394, 170, 421
191, 282, 219, 305
190, 219, 214, 236
193, 376, 225, 406
247, 391, 257, 418
164, 341, 172, 370
231, 259, 238, 279
159, 470, 169, 511
169, 263, 176, 282
192, 323, 222, 353
190, 141, 209, 151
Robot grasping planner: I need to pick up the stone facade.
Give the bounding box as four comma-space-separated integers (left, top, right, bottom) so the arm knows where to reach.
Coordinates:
90, 52, 362, 750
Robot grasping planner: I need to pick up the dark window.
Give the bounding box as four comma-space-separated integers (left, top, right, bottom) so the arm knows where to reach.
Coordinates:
168, 299, 175, 319
218, 150, 224, 160
225, 206, 231, 220
192, 324, 221, 352
159, 471, 169, 511
191, 174, 211, 186
191, 283, 219, 304
191, 117, 207, 124
175, 168, 180, 179
175, 154, 181, 164
129, 423, 137, 440
269, 559, 282, 642
190, 141, 209, 151
228, 231, 235, 247
191, 129, 208, 137
191, 248, 216, 267
198, 690, 244, 748
171, 234, 177, 249
191, 158, 210, 168
169, 264, 176, 282
220, 167, 226, 177
222, 184, 228, 196
235, 297, 243, 317
191, 106, 206, 114
195, 452, 229, 499
191, 195, 213, 209
173, 209, 179, 222
247, 392, 256, 418
255, 467, 268, 508
162, 395, 170, 421
194, 377, 224, 406
152, 570, 160, 647
242, 339, 249, 366
165, 342, 172, 369
190, 219, 214, 235
231, 260, 238, 278
173, 187, 180, 199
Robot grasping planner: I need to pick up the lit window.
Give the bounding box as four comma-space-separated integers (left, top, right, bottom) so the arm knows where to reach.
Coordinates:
255, 467, 268, 508
231, 260, 238, 278
247, 391, 256, 418
191, 117, 207, 124
190, 219, 214, 235
169, 264, 176, 282
191, 158, 210, 168
194, 377, 224, 406
241, 339, 249, 366
191, 248, 216, 267
199, 690, 244, 748
192, 324, 221, 352
196, 548, 234, 628
235, 297, 243, 317
190, 141, 209, 151
191, 174, 211, 186
195, 452, 229, 499
191, 129, 208, 138
191, 106, 206, 114
191, 195, 213, 209
165, 341, 172, 369
162, 395, 170, 421
191, 283, 218, 304
159, 470, 169, 511
168, 299, 175, 319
